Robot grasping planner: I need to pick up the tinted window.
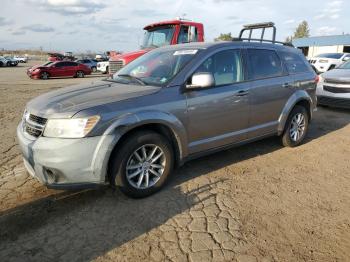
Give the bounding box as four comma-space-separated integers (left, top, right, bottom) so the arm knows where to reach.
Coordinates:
66, 62, 77, 67
248, 49, 283, 79
280, 51, 310, 74
178, 26, 189, 44
55, 62, 64, 67
195, 49, 243, 86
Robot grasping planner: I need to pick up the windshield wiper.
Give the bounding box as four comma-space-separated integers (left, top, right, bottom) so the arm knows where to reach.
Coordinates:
117, 74, 147, 85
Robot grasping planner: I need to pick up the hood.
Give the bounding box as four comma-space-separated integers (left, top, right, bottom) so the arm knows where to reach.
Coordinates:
322, 69, 350, 82
26, 80, 161, 118
113, 49, 150, 62
28, 64, 49, 71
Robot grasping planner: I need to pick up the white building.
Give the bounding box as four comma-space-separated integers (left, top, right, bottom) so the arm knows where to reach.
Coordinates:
292, 35, 350, 57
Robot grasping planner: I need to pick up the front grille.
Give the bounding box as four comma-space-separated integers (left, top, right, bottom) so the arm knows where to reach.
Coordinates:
24, 113, 47, 138
109, 60, 124, 74
324, 85, 350, 93
324, 78, 350, 85
318, 96, 350, 109
308, 59, 317, 64
29, 114, 47, 125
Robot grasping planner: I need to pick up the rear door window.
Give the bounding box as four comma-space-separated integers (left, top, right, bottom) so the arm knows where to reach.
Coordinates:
247, 49, 283, 80
280, 51, 310, 74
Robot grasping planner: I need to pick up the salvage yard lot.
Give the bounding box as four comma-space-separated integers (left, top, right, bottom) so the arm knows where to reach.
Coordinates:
0, 61, 350, 261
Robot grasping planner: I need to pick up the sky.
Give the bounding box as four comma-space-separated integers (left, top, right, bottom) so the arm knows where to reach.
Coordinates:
0, 0, 349, 53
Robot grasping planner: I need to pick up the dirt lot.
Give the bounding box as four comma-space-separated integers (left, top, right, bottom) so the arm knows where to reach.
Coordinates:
0, 61, 349, 262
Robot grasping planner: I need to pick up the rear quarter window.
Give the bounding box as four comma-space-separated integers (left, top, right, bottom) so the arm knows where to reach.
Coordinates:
280, 51, 310, 74
247, 49, 284, 80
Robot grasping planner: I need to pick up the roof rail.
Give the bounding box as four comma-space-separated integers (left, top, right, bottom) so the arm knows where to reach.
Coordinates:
235, 22, 294, 47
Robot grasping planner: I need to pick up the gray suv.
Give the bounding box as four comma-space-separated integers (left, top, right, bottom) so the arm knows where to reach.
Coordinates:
17, 24, 317, 198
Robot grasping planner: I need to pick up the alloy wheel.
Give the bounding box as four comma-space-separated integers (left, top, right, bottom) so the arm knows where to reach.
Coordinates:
289, 113, 306, 142
125, 144, 166, 189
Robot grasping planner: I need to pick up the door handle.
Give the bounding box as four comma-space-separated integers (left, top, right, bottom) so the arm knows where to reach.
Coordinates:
235, 90, 249, 97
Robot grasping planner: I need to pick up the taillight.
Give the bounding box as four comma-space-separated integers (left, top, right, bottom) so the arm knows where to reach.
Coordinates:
315, 75, 319, 84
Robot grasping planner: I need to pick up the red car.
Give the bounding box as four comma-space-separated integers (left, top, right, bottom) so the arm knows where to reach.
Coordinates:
27, 61, 92, 79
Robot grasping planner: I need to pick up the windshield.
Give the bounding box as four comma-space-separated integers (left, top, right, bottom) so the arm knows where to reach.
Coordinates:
113, 48, 200, 86
338, 60, 350, 69
316, 53, 343, 59
42, 61, 53, 66
141, 26, 175, 49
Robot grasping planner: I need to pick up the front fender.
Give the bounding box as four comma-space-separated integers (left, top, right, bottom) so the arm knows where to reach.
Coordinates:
103, 110, 188, 161
277, 90, 313, 135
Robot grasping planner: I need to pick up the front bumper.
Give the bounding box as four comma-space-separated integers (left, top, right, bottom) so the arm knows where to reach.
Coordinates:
317, 84, 350, 109
17, 123, 116, 189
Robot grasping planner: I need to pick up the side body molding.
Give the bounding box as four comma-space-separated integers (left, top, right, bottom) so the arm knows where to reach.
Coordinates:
277, 90, 313, 135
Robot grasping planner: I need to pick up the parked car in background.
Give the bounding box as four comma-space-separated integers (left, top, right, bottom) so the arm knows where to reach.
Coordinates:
76, 58, 98, 72
14, 56, 28, 63
4, 56, 19, 66
17, 23, 317, 198
97, 61, 109, 74
27, 61, 91, 79
308, 53, 350, 73
0, 56, 9, 67
317, 59, 350, 109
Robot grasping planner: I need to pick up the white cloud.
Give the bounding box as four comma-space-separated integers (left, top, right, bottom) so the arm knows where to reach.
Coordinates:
316, 26, 337, 36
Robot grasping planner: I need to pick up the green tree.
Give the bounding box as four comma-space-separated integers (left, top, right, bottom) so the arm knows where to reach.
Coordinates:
215, 33, 233, 42
286, 20, 311, 42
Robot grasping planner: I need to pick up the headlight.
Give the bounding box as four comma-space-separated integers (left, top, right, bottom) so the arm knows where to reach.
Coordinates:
43, 115, 100, 138
319, 59, 328, 63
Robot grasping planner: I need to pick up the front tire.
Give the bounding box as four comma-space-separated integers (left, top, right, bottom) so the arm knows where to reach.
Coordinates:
40, 72, 50, 80
281, 105, 309, 147
109, 131, 174, 198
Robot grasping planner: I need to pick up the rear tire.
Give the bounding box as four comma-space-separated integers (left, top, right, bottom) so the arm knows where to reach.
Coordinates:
281, 105, 309, 147
109, 131, 174, 198
92, 66, 97, 73
76, 70, 85, 78
104, 66, 109, 74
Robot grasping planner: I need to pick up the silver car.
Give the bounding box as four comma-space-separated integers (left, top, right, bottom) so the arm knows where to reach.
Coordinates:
317, 60, 350, 109
17, 40, 317, 198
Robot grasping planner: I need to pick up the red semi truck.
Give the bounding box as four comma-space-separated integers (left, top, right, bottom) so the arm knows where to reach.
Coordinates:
109, 18, 205, 74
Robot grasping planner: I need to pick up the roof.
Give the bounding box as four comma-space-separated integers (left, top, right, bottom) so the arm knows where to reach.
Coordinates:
293, 35, 350, 47
153, 41, 297, 53
143, 19, 203, 30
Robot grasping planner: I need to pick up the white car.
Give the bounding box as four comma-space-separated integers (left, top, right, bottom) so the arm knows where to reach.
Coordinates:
308, 53, 350, 73
317, 60, 350, 109
97, 61, 109, 74
14, 56, 28, 63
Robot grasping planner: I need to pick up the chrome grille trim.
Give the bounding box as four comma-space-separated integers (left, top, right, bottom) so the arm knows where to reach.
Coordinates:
109, 60, 125, 74
24, 113, 47, 138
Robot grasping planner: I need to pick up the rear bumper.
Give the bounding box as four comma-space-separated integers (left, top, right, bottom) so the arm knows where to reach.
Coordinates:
17, 123, 117, 189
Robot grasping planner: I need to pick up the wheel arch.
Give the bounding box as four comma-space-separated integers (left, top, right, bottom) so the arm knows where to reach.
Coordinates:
277, 91, 313, 135
101, 112, 188, 183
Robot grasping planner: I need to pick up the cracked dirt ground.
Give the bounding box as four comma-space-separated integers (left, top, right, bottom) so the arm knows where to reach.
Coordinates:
0, 62, 350, 262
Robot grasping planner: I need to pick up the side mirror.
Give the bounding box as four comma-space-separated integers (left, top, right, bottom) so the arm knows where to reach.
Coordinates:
343, 57, 350, 62
186, 72, 215, 90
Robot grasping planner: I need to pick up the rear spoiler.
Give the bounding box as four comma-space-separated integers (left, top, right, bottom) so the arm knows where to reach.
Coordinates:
233, 22, 294, 47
